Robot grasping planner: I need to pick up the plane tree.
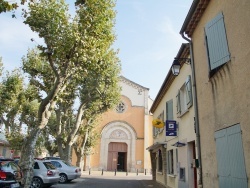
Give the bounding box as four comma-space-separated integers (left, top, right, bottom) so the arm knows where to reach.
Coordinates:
18, 0, 119, 187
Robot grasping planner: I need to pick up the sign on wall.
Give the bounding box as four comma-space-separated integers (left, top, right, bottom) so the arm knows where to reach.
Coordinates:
166, 120, 177, 136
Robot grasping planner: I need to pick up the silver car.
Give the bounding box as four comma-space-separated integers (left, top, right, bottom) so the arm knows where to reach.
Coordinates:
49, 160, 81, 183
31, 160, 59, 188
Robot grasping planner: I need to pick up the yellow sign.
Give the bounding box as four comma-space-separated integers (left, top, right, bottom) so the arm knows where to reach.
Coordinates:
152, 119, 164, 128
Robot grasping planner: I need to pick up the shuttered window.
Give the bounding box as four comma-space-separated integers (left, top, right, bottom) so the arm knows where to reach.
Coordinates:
176, 90, 181, 114
167, 149, 174, 174
176, 75, 193, 116
214, 124, 247, 188
185, 75, 193, 108
166, 99, 173, 120
205, 12, 230, 71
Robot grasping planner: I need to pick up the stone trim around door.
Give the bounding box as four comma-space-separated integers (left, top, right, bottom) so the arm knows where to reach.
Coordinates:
100, 121, 137, 172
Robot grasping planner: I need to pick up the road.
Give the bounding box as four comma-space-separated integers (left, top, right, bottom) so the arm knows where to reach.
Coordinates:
51, 172, 165, 188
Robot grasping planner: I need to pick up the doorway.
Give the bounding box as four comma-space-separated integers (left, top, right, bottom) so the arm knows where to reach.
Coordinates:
107, 142, 127, 171
117, 152, 127, 171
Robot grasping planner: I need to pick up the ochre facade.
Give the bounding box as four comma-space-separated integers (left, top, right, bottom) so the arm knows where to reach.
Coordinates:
73, 76, 153, 173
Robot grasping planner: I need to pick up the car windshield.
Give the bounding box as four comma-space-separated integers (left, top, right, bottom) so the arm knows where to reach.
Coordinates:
61, 160, 73, 166
43, 162, 56, 169
0, 161, 18, 171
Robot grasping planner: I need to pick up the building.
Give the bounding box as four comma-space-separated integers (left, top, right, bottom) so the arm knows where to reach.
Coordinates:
180, 0, 250, 187
0, 131, 12, 158
84, 76, 153, 173
148, 44, 198, 188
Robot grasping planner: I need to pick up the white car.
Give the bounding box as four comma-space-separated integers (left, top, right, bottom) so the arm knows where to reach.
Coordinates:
31, 160, 60, 188
48, 160, 81, 183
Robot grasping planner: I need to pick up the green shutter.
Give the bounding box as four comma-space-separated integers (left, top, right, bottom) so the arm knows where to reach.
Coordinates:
185, 75, 193, 108
176, 90, 181, 114
205, 12, 230, 70
166, 100, 173, 120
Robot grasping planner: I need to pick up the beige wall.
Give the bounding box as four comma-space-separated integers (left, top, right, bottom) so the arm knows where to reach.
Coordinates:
151, 62, 196, 188
191, 0, 250, 187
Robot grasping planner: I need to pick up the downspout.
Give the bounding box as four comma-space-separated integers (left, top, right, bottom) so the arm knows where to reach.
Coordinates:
181, 33, 203, 188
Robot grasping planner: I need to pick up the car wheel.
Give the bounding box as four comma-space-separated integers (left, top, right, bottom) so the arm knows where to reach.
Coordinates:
59, 173, 68, 183
31, 177, 44, 188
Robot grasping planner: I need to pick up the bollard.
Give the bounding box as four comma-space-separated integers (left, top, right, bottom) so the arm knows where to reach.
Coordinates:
126, 170, 128, 176
145, 169, 146, 175
89, 168, 91, 175
136, 169, 138, 176
102, 169, 103, 175
115, 169, 117, 176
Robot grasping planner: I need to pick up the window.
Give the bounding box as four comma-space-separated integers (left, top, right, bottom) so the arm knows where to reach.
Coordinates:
205, 12, 230, 73
166, 99, 173, 120
176, 75, 193, 115
50, 161, 62, 168
167, 149, 174, 174
179, 168, 185, 181
116, 102, 126, 113
157, 149, 163, 172
34, 162, 39, 169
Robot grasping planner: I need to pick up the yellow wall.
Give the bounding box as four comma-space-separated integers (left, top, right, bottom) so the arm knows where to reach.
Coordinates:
191, 0, 250, 187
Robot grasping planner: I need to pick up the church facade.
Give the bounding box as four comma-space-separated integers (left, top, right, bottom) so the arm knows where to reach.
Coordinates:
84, 76, 153, 173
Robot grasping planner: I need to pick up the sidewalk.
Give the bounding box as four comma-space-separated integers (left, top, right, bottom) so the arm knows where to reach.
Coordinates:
81, 171, 166, 188
82, 170, 151, 177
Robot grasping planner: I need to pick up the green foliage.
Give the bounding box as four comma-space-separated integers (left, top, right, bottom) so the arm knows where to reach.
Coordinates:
0, 70, 24, 116
2, 1, 120, 185
0, 0, 18, 13
6, 131, 25, 152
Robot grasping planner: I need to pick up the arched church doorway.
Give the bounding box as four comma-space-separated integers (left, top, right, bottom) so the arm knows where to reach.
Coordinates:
107, 142, 127, 171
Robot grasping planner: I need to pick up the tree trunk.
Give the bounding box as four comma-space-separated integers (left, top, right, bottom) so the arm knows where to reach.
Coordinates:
63, 144, 72, 163
75, 130, 88, 170
19, 128, 41, 188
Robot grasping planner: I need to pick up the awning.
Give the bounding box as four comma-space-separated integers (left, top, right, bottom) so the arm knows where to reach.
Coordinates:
172, 141, 186, 147
146, 142, 167, 151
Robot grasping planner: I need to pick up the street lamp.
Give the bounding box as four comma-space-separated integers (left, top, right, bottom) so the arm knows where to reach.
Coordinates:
171, 58, 191, 76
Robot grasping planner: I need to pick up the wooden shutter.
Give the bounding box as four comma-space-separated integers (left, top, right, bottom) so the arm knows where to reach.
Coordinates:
205, 12, 230, 70
185, 75, 193, 108
176, 90, 181, 114
214, 124, 247, 188
166, 99, 173, 120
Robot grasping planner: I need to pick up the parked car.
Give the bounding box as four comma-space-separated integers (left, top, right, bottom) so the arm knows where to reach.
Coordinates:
48, 160, 81, 183
0, 159, 22, 188
31, 160, 60, 188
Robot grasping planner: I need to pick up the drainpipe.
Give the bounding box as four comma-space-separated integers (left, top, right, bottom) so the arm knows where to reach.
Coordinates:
181, 33, 203, 188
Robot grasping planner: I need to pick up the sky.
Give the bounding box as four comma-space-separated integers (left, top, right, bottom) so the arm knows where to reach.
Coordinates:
0, 0, 193, 100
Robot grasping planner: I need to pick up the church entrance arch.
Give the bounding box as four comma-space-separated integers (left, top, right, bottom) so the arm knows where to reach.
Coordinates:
107, 142, 127, 171
100, 121, 137, 172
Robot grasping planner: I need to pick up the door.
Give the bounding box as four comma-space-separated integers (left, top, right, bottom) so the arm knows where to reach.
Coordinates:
117, 152, 127, 171
107, 142, 127, 171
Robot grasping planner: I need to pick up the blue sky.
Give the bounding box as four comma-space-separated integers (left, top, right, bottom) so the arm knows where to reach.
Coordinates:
0, 0, 192, 99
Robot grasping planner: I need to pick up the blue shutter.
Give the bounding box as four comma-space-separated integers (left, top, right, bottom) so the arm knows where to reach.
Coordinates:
215, 124, 247, 188
227, 125, 247, 188
205, 12, 230, 70
185, 75, 193, 108
166, 100, 173, 120
214, 129, 231, 188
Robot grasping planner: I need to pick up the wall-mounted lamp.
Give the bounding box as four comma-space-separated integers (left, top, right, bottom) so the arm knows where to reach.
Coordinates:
171, 58, 191, 76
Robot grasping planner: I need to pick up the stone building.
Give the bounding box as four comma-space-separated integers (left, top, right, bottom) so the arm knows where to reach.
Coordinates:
81, 76, 153, 173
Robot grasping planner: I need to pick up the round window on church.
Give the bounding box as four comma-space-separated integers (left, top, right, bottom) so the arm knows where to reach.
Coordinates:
116, 102, 126, 113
